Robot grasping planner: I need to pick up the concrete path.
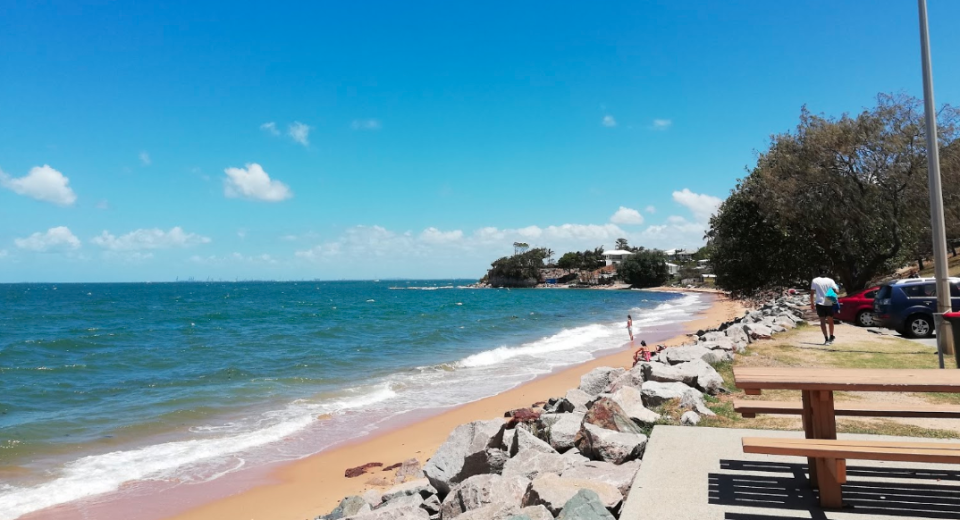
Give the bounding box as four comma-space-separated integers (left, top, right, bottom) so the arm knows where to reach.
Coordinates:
621, 425, 960, 520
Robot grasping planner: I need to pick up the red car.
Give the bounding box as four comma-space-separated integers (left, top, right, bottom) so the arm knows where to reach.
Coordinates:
837, 286, 881, 327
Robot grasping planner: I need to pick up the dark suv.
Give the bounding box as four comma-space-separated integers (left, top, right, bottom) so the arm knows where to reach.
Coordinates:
874, 277, 960, 338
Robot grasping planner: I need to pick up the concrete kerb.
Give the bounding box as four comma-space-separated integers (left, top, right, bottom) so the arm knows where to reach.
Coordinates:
620, 425, 960, 520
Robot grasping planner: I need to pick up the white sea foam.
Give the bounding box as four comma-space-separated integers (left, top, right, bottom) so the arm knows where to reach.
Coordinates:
0, 383, 398, 520
458, 324, 613, 368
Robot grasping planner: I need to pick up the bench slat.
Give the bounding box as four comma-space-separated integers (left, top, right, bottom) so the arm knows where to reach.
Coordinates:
743, 437, 960, 464
733, 400, 960, 418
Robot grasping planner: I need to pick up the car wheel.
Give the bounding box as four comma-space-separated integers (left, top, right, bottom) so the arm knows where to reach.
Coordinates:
906, 315, 934, 338
856, 310, 878, 327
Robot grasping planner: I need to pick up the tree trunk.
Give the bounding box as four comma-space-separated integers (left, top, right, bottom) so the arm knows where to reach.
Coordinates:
918, 257, 925, 271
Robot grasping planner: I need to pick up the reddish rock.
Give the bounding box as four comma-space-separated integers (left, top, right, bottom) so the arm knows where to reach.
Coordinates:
382, 462, 402, 472
345, 462, 383, 478
506, 408, 542, 428
581, 398, 643, 434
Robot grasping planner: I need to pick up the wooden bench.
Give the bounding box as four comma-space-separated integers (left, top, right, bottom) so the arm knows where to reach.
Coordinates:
734, 399, 960, 419
743, 437, 960, 507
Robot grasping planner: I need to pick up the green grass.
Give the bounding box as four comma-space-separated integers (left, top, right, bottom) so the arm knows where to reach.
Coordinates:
697, 324, 959, 439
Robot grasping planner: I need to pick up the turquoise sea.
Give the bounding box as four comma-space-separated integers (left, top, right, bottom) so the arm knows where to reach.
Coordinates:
0, 281, 708, 519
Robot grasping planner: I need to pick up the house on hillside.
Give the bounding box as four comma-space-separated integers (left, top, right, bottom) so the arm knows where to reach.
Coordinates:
602, 250, 634, 266
664, 248, 696, 262
666, 262, 680, 277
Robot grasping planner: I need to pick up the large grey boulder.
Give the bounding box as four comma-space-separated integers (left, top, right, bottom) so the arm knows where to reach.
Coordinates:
601, 386, 660, 425
557, 489, 617, 520
379, 478, 437, 503
510, 427, 556, 457
560, 448, 591, 468
439, 474, 529, 519
725, 324, 752, 345
502, 448, 567, 481
320, 495, 370, 519
514, 505, 554, 520
640, 361, 697, 386
604, 366, 645, 393
662, 345, 725, 365
559, 388, 592, 413
451, 503, 518, 520
423, 420, 506, 495
700, 331, 727, 343
522, 473, 623, 516
540, 412, 584, 452
680, 359, 725, 395
575, 423, 647, 464
345, 494, 429, 520
640, 381, 715, 417
700, 338, 736, 352
561, 459, 641, 496
745, 323, 773, 340
579, 367, 625, 396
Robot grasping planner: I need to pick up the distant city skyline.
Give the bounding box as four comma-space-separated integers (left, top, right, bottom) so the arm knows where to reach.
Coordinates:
2, 1, 959, 282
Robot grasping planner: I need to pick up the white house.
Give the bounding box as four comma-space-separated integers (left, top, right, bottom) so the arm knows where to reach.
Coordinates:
601, 250, 634, 266
666, 262, 680, 277
664, 248, 696, 262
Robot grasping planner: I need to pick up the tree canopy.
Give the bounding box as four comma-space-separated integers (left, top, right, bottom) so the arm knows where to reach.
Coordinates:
487, 247, 550, 287
556, 247, 606, 271
618, 248, 669, 288
708, 93, 960, 295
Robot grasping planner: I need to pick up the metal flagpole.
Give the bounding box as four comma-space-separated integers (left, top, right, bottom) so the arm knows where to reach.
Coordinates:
917, 0, 953, 368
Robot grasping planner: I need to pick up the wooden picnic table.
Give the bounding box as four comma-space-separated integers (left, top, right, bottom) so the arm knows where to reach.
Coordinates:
733, 367, 960, 508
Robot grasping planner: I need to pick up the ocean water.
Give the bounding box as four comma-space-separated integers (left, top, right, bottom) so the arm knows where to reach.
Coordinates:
0, 281, 709, 519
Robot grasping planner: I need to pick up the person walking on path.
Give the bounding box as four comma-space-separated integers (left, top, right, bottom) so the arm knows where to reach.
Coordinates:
810, 269, 840, 345
626, 315, 634, 342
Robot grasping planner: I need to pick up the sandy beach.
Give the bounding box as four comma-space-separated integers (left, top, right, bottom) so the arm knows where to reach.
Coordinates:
141, 292, 744, 520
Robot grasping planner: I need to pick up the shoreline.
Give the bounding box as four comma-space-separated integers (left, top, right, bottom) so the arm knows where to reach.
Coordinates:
24, 292, 745, 520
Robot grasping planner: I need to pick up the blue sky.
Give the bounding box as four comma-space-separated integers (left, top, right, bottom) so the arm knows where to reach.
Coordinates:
2, 0, 959, 282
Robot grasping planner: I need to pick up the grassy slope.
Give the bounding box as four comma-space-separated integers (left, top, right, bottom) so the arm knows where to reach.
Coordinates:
653, 324, 960, 439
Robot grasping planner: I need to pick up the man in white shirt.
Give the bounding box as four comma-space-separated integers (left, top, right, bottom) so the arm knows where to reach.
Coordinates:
810, 269, 840, 345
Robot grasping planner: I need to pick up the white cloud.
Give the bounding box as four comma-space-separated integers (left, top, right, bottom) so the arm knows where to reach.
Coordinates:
602, 115, 617, 128
139, 151, 151, 166
652, 119, 672, 130
351, 119, 382, 130
672, 188, 722, 223
91, 227, 211, 251
15, 226, 81, 252
237, 229, 247, 240
0, 249, 8, 259
610, 206, 644, 225
645, 205, 656, 214
287, 122, 311, 146
260, 122, 280, 136
223, 163, 293, 202
0, 165, 77, 206
419, 227, 464, 244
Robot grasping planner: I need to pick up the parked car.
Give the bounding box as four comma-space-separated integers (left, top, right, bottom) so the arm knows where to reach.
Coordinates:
874, 277, 960, 338
836, 286, 881, 327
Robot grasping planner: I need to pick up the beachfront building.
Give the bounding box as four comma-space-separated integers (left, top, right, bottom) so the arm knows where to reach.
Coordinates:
602, 249, 634, 266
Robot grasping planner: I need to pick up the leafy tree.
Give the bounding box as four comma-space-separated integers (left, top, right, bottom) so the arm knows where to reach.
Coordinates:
618, 249, 669, 288
487, 248, 549, 287
615, 238, 629, 251
708, 93, 959, 294
555, 247, 606, 270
